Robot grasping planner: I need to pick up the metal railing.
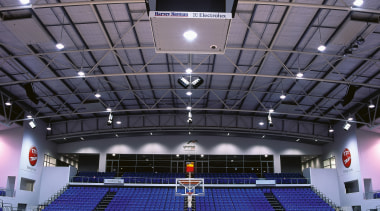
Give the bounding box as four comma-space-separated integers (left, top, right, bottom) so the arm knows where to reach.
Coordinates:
364, 191, 380, 200
0, 202, 15, 211
311, 185, 340, 210
70, 176, 310, 185
0, 188, 15, 198
37, 184, 69, 211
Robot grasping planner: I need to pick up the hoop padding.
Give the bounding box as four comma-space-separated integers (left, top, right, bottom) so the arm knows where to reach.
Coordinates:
175, 178, 205, 196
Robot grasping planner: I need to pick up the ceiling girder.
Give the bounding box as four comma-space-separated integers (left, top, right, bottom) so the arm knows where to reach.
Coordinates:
1, 0, 380, 15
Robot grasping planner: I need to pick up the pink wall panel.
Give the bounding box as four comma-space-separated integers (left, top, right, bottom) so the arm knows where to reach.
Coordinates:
0, 127, 24, 188
356, 129, 380, 190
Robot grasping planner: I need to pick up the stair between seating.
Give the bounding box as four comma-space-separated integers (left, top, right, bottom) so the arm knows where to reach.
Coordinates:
264, 192, 284, 211
94, 191, 116, 211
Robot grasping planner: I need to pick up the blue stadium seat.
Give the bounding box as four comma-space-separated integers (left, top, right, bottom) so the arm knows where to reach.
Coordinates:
272, 188, 334, 211
43, 187, 108, 211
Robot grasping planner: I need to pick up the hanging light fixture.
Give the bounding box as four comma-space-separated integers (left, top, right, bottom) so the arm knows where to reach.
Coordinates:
78, 70, 85, 77
187, 111, 192, 124
329, 126, 334, 133
178, 77, 190, 88
5, 99, 12, 106
317, 44, 326, 52
343, 122, 351, 131
267, 113, 273, 127
178, 76, 203, 89
94, 92, 101, 98
56, 43, 65, 50
368, 100, 375, 109
317, 15, 326, 52
29, 119, 37, 129
107, 113, 113, 126
56, 15, 65, 50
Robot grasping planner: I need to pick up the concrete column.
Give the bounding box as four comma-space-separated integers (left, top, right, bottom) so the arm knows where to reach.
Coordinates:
273, 154, 281, 173
98, 153, 107, 172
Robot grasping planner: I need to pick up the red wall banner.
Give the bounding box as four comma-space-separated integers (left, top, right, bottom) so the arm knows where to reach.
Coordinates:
29, 146, 38, 166
342, 148, 351, 168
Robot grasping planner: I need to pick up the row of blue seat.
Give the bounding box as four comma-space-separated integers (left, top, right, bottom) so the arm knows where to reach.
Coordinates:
197, 188, 274, 211
272, 188, 334, 211
0, 190, 5, 196
106, 187, 183, 211
44, 187, 108, 211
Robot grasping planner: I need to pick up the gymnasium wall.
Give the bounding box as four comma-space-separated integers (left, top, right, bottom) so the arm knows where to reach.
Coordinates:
14, 118, 57, 210
57, 135, 323, 173
321, 122, 380, 210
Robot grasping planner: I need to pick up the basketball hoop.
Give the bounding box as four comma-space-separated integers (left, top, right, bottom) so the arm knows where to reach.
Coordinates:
176, 178, 204, 209
175, 178, 204, 197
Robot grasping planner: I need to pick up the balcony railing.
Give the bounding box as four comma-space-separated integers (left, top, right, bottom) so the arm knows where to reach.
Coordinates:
70, 176, 309, 185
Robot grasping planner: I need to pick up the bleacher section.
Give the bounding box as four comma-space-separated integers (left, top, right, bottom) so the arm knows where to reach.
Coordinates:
272, 188, 334, 211
42, 185, 335, 211
196, 188, 274, 211
264, 173, 308, 184
105, 187, 183, 211
43, 187, 108, 211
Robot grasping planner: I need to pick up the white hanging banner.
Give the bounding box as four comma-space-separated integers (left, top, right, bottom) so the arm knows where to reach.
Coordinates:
150, 11, 232, 19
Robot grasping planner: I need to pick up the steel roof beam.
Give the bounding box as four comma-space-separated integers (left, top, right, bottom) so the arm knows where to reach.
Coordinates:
9, 104, 367, 125
1, 71, 380, 89
1, 0, 380, 14
2, 46, 378, 63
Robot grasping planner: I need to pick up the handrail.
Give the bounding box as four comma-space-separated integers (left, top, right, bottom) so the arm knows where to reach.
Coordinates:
70, 176, 310, 185
311, 185, 339, 210
1, 203, 14, 211
0, 188, 16, 198
39, 183, 69, 210
364, 191, 380, 200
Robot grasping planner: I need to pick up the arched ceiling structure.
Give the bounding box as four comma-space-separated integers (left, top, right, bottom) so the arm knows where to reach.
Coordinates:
0, 0, 379, 144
